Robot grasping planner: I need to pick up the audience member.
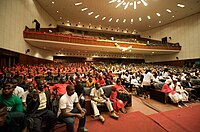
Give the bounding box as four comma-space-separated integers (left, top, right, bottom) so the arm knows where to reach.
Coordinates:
58, 85, 88, 132
90, 83, 119, 123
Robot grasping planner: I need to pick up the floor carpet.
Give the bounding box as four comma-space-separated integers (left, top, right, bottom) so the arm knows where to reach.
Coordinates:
149, 105, 200, 132
85, 111, 166, 132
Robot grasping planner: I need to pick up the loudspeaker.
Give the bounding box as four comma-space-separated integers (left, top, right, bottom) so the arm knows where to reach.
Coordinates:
176, 57, 179, 60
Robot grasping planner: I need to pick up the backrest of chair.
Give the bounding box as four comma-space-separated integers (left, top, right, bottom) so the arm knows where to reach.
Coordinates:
83, 87, 92, 96
154, 82, 164, 90
102, 85, 114, 98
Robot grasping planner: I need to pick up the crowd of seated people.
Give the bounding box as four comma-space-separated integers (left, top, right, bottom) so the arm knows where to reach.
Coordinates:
0, 62, 200, 131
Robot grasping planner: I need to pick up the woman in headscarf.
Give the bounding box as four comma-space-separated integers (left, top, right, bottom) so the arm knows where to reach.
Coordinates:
162, 79, 188, 108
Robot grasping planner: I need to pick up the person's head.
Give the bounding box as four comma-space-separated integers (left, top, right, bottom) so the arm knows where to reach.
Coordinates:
2, 83, 15, 97
60, 77, 66, 84
173, 79, 178, 84
25, 82, 34, 92
165, 79, 172, 85
116, 78, 121, 85
36, 79, 45, 91
0, 103, 7, 126
66, 85, 75, 96
95, 83, 101, 90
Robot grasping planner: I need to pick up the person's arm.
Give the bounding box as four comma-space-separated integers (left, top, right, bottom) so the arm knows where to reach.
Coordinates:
15, 97, 24, 112
61, 108, 83, 119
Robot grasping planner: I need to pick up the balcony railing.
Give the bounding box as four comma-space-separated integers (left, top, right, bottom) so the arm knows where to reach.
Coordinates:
23, 31, 181, 51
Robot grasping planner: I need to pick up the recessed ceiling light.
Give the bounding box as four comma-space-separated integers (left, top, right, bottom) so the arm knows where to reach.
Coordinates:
56, 10, 59, 13
109, 0, 117, 4
147, 16, 151, 19
149, 25, 151, 27
177, 4, 185, 8
141, 0, 148, 6
116, 0, 124, 8
139, 17, 142, 21
81, 8, 88, 11
166, 9, 172, 13
159, 21, 161, 23
89, 23, 91, 25
60, 17, 62, 19
152, 52, 154, 54
172, 15, 175, 18
67, 20, 69, 22
95, 15, 100, 18
123, 2, 126, 6
130, 2, 133, 6
116, 19, 119, 22
137, 1, 141, 4
52, 1, 55, 4
88, 12, 94, 15
102, 17, 106, 20
123, 19, 126, 23
134, 1, 137, 9
131, 19, 134, 22
124, 2, 130, 10
75, 2, 82, 6
109, 18, 113, 22
156, 13, 161, 16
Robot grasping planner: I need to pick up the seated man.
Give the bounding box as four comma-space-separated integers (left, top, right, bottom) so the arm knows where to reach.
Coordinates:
90, 83, 119, 123
0, 83, 27, 132
58, 84, 88, 132
26, 79, 56, 132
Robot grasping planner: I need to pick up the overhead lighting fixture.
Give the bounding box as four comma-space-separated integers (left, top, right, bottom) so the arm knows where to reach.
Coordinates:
177, 4, 185, 8
102, 17, 106, 20
147, 16, 151, 19
141, 0, 148, 6
159, 21, 161, 23
109, 18, 113, 22
109, 0, 148, 10
131, 19, 133, 22
52, 1, 55, 4
123, 19, 126, 23
88, 12, 94, 15
166, 9, 172, 13
116, 0, 124, 8
134, 1, 137, 9
95, 15, 100, 18
75, 2, 82, 6
139, 17, 142, 21
81, 8, 88, 11
124, 2, 129, 10
172, 15, 175, 18
109, 0, 117, 3
116, 19, 119, 22
156, 13, 161, 16
56, 10, 59, 13
59, 17, 62, 19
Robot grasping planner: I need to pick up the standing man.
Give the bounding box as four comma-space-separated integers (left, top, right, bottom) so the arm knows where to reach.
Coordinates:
26, 79, 56, 132
58, 85, 88, 132
90, 83, 119, 123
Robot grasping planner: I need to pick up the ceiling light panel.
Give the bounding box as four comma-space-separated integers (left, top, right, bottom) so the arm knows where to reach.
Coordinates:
75, 2, 82, 6
95, 15, 100, 18
102, 17, 106, 20
177, 4, 185, 8
166, 9, 172, 12
81, 8, 88, 11
156, 13, 161, 16
88, 12, 94, 15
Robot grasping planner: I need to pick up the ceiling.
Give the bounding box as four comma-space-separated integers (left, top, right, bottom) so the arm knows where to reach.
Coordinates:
30, 0, 200, 58
36, 0, 200, 33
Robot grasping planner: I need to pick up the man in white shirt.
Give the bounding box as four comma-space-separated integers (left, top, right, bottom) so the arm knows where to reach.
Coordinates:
58, 85, 88, 132
90, 83, 119, 123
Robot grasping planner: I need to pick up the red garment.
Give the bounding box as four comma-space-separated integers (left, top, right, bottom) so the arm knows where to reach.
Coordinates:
110, 91, 124, 111
161, 84, 176, 95
50, 83, 68, 95
113, 84, 125, 91
97, 79, 106, 86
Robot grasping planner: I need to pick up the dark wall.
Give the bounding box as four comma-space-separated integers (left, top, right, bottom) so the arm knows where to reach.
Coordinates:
0, 48, 52, 67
